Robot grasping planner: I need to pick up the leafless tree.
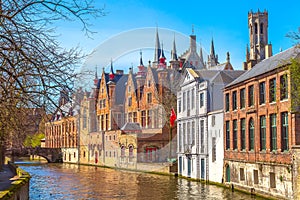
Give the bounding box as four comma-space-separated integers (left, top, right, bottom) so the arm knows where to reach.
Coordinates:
0, 0, 105, 167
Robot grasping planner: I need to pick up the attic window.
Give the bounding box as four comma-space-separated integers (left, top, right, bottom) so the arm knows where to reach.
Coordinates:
147, 93, 152, 103
186, 74, 190, 80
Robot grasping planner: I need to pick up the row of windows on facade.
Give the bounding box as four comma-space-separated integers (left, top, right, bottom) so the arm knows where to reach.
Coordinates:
62, 150, 134, 162
225, 75, 288, 111
95, 109, 162, 131
178, 120, 205, 154
250, 22, 265, 35
88, 148, 134, 158
47, 137, 77, 148
225, 112, 288, 152
178, 89, 205, 113
47, 121, 76, 134
98, 91, 154, 109
127, 80, 153, 94
64, 152, 77, 161
238, 168, 277, 189
127, 93, 153, 106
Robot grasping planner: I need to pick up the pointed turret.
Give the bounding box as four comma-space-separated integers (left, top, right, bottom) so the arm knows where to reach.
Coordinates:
210, 39, 216, 58
140, 50, 144, 66
94, 67, 98, 86
199, 46, 205, 67
109, 59, 115, 81
157, 43, 166, 70
153, 27, 161, 67
224, 52, 233, 70
159, 43, 166, 63
207, 38, 219, 68
137, 51, 146, 78
171, 36, 178, 61
170, 35, 180, 70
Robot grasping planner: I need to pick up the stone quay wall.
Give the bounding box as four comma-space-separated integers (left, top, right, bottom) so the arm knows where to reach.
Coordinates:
0, 164, 30, 200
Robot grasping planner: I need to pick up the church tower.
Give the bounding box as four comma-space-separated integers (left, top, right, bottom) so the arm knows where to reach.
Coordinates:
244, 9, 272, 70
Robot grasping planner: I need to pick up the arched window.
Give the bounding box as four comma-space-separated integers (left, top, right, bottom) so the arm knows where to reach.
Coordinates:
121, 145, 125, 157
129, 145, 134, 162
249, 118, 255, 150
250, 24, 253, 35
260, 23, 263, 34
129, 145, 133, 157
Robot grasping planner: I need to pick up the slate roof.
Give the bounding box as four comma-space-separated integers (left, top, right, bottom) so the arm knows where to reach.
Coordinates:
192, 69, 245, 84
226, 46, 300, 88
114, 74, 128, 105
121, 122, 142, 133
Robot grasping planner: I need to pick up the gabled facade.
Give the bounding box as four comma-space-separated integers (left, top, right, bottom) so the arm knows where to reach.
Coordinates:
123, 55, 178, 163
177, 68, 245, 182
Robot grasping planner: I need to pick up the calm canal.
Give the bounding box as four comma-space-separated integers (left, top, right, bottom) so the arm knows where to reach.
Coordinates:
18, 162, 264, 200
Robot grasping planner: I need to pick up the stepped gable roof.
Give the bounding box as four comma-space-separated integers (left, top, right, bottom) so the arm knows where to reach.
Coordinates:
227, 46, 300, 88
149, 67, 159, 84
127, 69, 138, 99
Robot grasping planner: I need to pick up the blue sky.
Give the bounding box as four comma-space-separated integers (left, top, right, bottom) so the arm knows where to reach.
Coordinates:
56, 0, 299, 76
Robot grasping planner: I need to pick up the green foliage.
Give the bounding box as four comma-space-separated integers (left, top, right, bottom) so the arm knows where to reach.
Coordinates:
289, 58, 300, 112
23, 133, 45, 148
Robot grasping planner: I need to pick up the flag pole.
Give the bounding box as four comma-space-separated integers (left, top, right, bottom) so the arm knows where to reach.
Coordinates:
169, 125, 172, 162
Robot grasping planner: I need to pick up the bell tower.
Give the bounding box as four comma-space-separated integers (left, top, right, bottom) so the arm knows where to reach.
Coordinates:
244, 9, 272, 70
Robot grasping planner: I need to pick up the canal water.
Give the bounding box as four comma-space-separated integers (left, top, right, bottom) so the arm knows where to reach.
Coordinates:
18, 162, 264, 200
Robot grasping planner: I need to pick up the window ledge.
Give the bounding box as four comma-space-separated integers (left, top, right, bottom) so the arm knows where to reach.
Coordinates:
280, 99, 289, 102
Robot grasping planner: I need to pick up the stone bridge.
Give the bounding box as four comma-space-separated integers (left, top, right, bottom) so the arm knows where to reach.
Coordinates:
28, 147, 62, 163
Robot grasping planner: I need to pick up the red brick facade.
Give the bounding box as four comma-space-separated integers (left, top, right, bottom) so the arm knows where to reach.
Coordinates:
224, 68, 300, 165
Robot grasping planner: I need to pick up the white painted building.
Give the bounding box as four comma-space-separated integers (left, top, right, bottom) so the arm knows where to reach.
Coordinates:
177, 67, 244, 183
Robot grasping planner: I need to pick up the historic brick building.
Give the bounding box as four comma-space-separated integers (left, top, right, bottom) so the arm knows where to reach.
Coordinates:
223, 9, 300, 199
45, 88, 83, 163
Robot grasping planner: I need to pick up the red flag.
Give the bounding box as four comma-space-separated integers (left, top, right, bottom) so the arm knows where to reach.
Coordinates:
170, 108, 177, 127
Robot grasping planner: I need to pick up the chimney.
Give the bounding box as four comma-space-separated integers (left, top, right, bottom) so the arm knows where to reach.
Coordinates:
116, 70, 124, 75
